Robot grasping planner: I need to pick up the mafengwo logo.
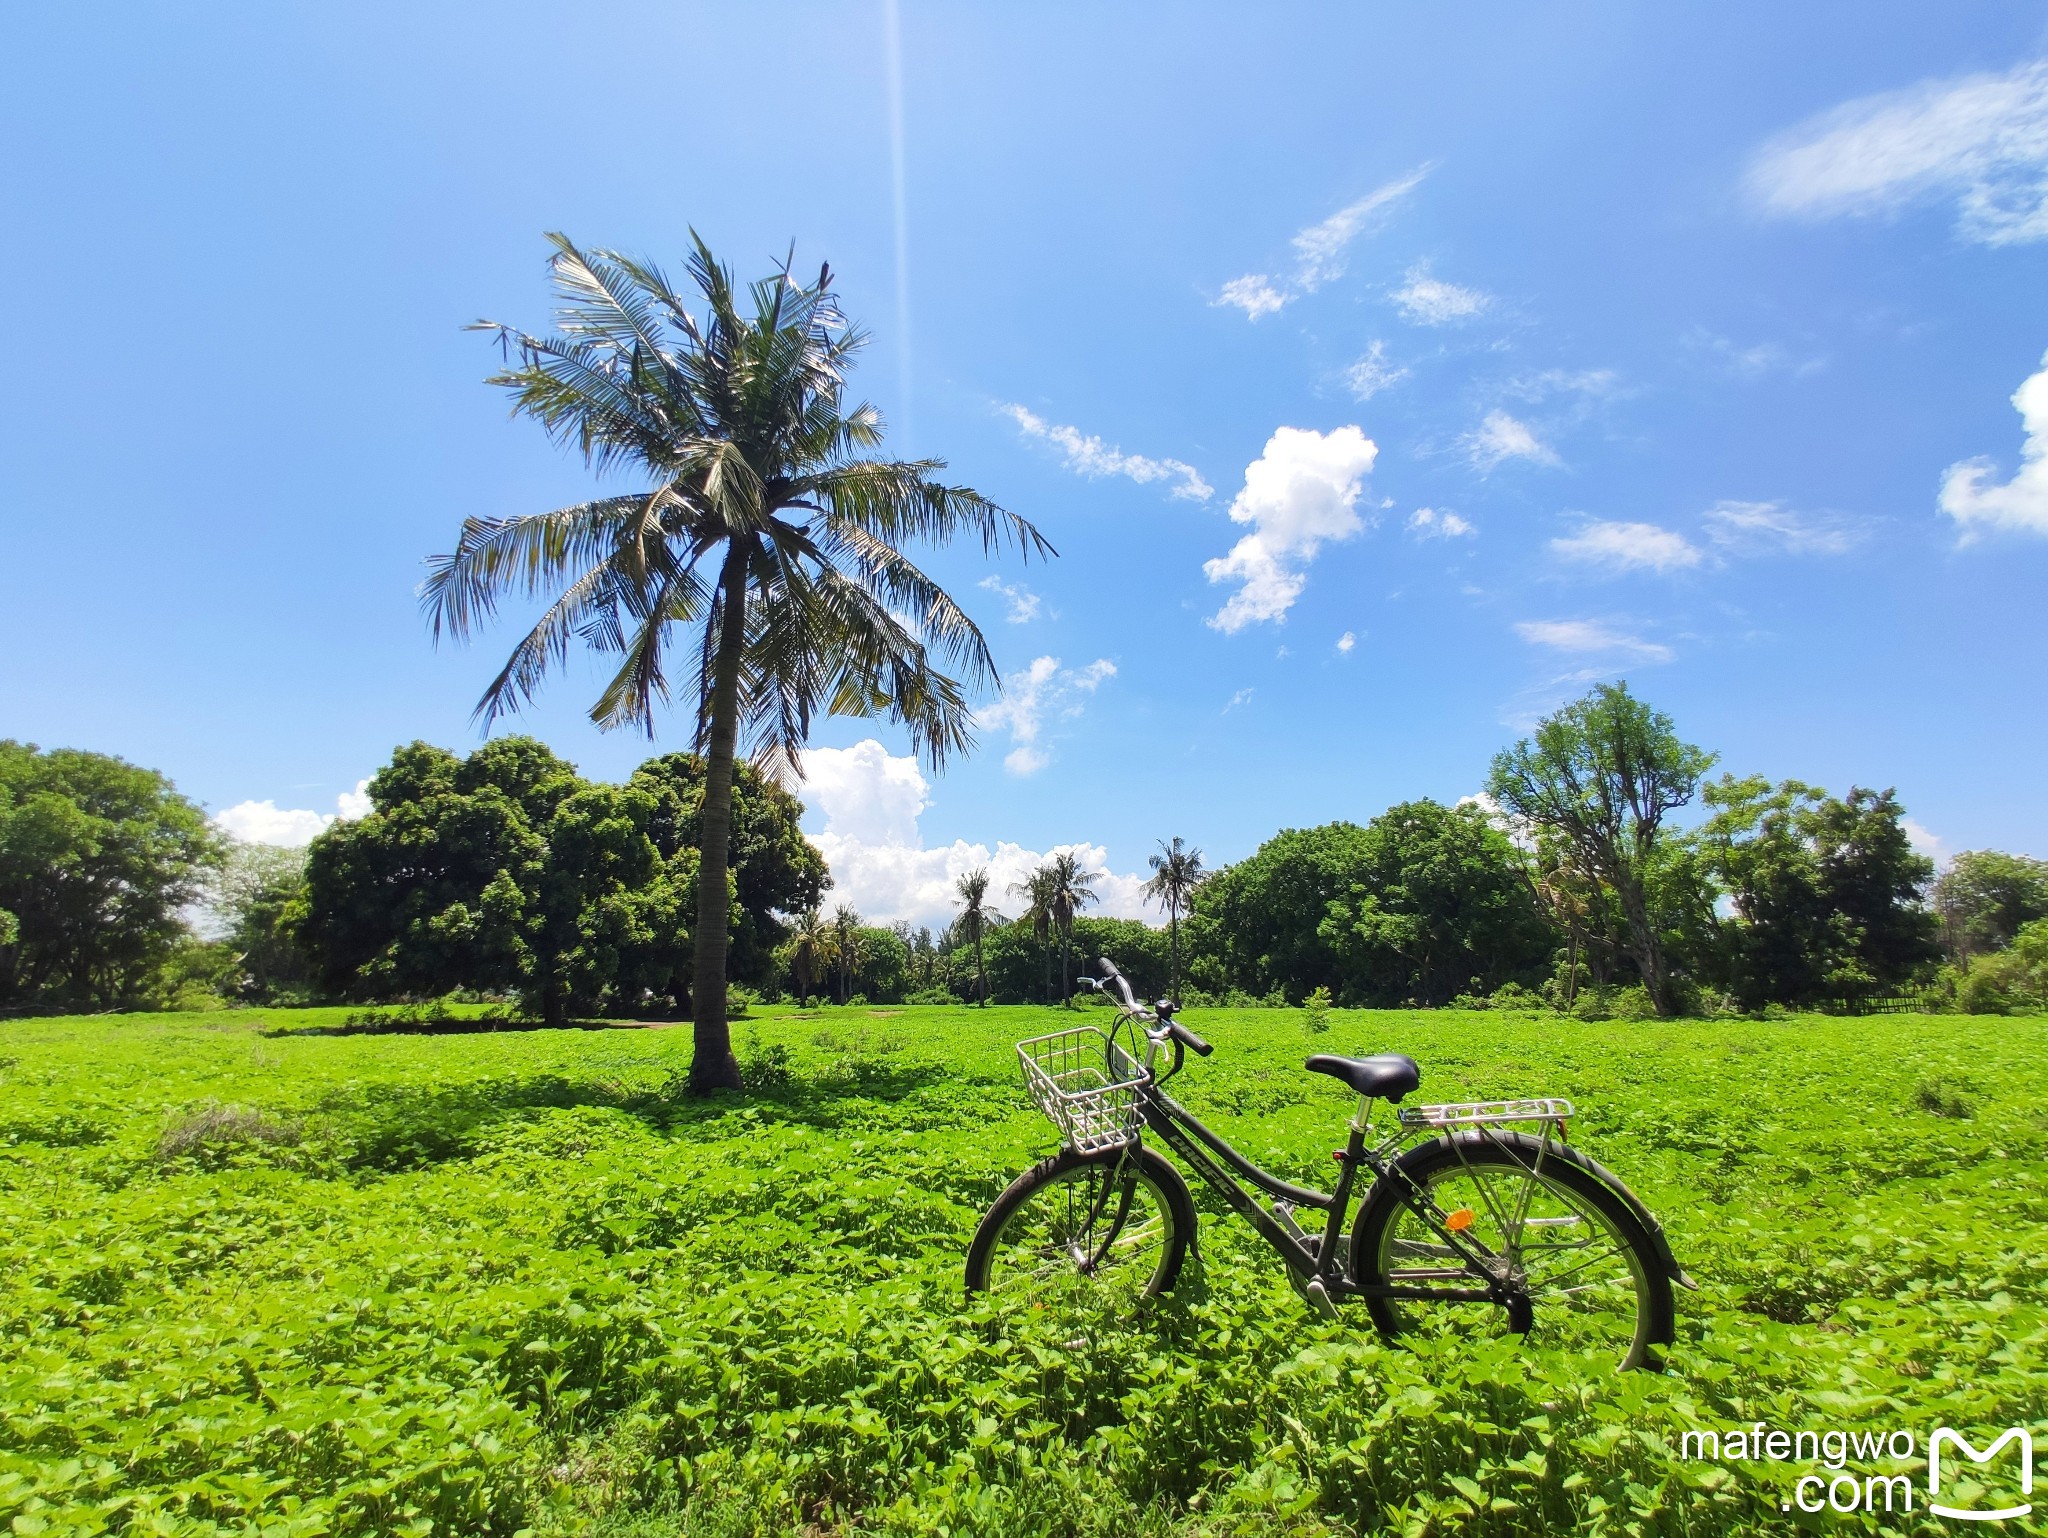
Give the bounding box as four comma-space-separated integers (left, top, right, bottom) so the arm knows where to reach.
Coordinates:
1929, 1426, 2033, 1523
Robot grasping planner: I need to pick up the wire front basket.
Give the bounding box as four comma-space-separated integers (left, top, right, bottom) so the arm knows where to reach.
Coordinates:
1017, 1026, 1150, 1154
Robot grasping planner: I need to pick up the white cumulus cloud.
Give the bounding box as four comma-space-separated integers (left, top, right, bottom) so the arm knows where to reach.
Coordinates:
1215, 167, 1431, 318
1392, 263, 1491, 325
1748, 58, 2048, 245
1462, 410, 1558, 471
1938, 348, 2048, 540
213, 780, 372, 846
1550, 520, 1704, 573
1514, 619, 1673, 663
1336, 631, 1357, 653
977, 655, 1117, 775
797, 739, 1151, 928
1204, 426, 1378, 632
1001, 404, 1212, 501
1407, 506, 1475, 539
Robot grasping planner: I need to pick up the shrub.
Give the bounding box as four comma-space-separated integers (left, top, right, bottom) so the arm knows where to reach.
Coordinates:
1301, 985, 1332, 1035
1610, 986, 1657, 1021
1914, 1075, 1979, 1119
156, 1103, 299, 1165
1488, 981, 1549, 1013
905, 986, 957, 1005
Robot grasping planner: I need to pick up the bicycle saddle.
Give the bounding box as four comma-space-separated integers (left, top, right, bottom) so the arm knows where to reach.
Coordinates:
1304, 1052, 1421, 1102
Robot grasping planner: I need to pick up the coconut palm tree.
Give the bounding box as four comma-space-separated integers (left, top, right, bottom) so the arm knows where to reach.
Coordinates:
1009, 866, 1059, 1004
1143, 836, 1208, 1003
1046, 851, 1100, 1007
830, 903, 864, 1004
784, 905, 834, 1005
424, 234, 1051, 1090
953, 868, 1001, 1006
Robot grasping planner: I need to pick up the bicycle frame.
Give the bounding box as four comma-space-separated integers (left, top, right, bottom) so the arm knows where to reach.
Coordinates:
1106, 1003, 1515, 1308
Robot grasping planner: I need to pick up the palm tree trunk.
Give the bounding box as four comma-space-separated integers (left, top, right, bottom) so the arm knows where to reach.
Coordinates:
688, 551, 750, 1093
1060, 928, 1072, 1007
1169, 906, 1181, 1002
974, 930, 986, 1006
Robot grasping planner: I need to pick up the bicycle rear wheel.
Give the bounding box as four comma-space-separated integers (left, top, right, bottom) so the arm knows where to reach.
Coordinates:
1352, 1132, 1674, 1370
965, 1145, 1194, 1304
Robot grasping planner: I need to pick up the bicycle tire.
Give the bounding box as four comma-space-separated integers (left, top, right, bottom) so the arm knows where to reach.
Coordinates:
965, 1144, 1195, 1301
1351, 1131, 1675, 1370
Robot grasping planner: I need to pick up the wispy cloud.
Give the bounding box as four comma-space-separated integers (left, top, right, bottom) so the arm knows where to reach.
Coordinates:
1514, 618, 1674, 663
1001, 404, 1212, 501
1462, 410, 1558, 470
1551, 519, 1704, 574
1336, 631, 1357, 653
977, 575, 1042, 623
1938, 347, 2048, 540
1215, 167, 1431, 319
1345, 340, 1409, 400
1407, 506, 1475, 539
1703, 500, 1864, 555
1507, 368, 1621, 402
1204, 426, 1379, 632
1392, 262, 1491, 325
1221, 687, 1255, 713
977, 655, 1117, 775
1684, 327, 1826, 379
1748, 58, 2048, 245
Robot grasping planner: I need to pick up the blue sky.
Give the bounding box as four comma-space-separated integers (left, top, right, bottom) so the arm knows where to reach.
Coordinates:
4, 3, 2045, 926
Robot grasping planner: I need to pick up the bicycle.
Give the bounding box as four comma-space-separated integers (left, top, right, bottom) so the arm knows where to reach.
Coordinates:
965, 958, 1693, 1370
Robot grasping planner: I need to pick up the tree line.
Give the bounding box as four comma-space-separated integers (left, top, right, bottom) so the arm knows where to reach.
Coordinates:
5, 679, 2046, 1019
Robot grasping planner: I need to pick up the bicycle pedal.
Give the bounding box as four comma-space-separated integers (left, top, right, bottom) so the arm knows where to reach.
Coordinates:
1303, 1277, 1340, 1321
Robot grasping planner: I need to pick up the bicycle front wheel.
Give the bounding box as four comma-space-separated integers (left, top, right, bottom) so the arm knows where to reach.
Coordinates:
965, 1144, 1194, 1304
1352, 1132, 1674, 1370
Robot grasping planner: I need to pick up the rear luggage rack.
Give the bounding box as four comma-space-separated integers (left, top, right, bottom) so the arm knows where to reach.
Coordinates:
1398, 1097, 1573, 1129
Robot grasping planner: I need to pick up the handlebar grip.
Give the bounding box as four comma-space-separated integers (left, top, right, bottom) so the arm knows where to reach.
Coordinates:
1169, 1021, 1213, 1057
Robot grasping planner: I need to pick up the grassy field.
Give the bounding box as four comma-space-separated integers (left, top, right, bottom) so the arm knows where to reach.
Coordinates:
2, 1001, 2044, 1536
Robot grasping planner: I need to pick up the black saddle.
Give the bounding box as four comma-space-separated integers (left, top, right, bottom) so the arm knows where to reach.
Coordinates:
1304, 1052, 1421, 1102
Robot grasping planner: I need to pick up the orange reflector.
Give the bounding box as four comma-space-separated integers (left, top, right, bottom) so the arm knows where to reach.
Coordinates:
1445, 1207, 1476, 1232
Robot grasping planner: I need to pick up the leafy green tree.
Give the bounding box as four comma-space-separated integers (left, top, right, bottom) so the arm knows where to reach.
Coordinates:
1691, 776, 1939, 1009
0, 741, 221, 1010
1318, 801, 1554, 1006
298, 738, 811, 1021
1187, 823, 1371, 1002
1960, 917, 2048, 1013
423, 235, 1048, 1091
1486, 683, 1714, 1017
952, 868, 999, 1005
628, 752, 828, 984
1190, 808, 1549, 1006
1143, 837, 1207, 1003
1934, 850, 2048, 961
213, 841, 313, 1003
851, 925, 910, 1002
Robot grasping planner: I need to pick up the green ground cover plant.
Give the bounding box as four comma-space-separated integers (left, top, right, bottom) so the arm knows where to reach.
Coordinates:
1, 1003, 2043, 1535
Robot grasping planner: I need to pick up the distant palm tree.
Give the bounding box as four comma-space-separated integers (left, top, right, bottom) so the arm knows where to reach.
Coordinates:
1047, 851, 1100, 1007
785, 906, 834, 1005
1144, 837, 1208, 1003
1010, 866, 1059, 1004
953, 868, 1002, 1006
423, 234, 1051, 1092
830, 903, 864, 1003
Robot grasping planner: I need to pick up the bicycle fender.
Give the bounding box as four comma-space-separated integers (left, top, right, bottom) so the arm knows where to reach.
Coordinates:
1432, 1130, 1698, 1291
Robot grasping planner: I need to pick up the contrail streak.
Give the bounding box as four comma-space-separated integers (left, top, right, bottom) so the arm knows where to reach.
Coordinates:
883, 0, 911, 446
